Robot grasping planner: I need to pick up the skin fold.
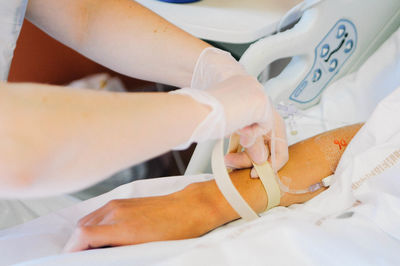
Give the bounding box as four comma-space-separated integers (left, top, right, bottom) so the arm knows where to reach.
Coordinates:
64, 123, 363, 252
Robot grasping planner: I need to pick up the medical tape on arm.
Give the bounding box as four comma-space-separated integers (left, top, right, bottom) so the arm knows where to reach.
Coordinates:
211, 135, 281, 221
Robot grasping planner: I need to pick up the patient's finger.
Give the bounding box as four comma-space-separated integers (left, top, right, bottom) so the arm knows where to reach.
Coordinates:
250, 167, 258, 178
78, 207, 107, 226
224, 152, 252, 169
63, 224, 124, 252
82, 212, 108, 227
78, 212, 97, 226
78, 199, 123, 226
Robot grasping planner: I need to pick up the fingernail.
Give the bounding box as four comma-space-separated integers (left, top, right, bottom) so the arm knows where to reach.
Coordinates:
224, 158, 235, 169
226, 167, 234, 173
250, 167, 259, 178
254, 147, 268, 165
240, 136, 257, 148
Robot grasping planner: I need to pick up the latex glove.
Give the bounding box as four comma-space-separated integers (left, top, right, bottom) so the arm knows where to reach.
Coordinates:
172, 47, 288, 170
190, 47, 248, 90
225, 108, 289, 176
171, 74, 270, 149
172, 47, 269, 148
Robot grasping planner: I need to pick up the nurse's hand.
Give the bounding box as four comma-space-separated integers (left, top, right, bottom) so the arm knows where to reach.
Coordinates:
173, 47, 289, 168
190, 47, 288, 170
225, 109, 289, 175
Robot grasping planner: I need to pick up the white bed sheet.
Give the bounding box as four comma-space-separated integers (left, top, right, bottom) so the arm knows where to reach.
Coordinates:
1, 86, 400, 265
1, 24, 400, 266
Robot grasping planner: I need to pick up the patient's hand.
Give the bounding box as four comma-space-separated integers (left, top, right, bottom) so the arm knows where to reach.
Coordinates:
64, 183, 226, 252
64, 169, 324, 252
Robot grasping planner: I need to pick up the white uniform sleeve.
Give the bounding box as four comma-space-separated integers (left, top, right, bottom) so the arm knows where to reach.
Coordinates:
0, 0, 28, 81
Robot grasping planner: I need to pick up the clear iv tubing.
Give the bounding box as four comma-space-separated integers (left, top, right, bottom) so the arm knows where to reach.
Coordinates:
277, 175, 324, 194
275, 102, 349, 134
269, 102, 327, 195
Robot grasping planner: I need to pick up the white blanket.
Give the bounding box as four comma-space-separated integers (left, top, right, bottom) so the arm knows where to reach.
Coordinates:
1, 25, 400, 266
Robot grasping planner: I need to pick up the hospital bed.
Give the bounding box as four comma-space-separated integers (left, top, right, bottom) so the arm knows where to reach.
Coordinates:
1, 0, 400, 265
135, 0, 302, 44
186, 0, 400, 175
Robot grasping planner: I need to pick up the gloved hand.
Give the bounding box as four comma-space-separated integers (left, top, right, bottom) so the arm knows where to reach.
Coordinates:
225, 108, 289, 176
171, 47, 288, 170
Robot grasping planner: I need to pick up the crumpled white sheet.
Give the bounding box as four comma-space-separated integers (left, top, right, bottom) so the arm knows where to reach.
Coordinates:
1, 23, 400, 266
0, 196, 79, 231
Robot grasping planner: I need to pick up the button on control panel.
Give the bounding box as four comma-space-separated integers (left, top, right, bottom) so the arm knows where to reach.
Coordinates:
290, 19, 357, 104
329, 59, 338, 72
312, 69, 322, 82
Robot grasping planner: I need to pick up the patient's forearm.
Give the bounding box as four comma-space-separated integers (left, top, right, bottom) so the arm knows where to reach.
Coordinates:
67, 124, 363, 251
185, 124, 363, 227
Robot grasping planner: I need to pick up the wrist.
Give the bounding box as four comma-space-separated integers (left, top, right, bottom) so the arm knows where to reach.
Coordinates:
191, 47, 246, 90
181, 181, 237, 231
169, 88, 225, 148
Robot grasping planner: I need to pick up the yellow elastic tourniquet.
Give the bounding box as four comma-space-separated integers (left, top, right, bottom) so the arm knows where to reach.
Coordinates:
211, 134, 281, 221
252, 161, 281, 211
212, 138, 259, 220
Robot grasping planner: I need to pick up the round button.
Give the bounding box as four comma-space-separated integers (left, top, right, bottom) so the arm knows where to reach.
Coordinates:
337, 25, 346, 38
329, 59, 338, 72
321, 44, 329, 58
312, 69, 322, 82
344, 40, 354, 53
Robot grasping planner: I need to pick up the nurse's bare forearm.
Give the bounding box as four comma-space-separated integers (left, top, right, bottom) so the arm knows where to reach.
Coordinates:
26, 0, 210, 87
0, 82, 209, 197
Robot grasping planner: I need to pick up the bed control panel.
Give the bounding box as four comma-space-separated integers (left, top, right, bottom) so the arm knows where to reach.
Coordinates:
289, 19, 357, 104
